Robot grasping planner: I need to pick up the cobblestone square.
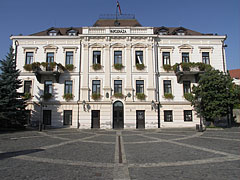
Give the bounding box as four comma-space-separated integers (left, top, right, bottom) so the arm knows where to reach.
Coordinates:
0, 128, 239, 180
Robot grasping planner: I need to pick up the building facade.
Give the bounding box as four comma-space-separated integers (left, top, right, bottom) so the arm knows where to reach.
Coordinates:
11, 18, 227, 129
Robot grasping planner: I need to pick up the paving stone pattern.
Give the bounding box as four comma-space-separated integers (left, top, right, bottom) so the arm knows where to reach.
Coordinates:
0, 128, 239, 180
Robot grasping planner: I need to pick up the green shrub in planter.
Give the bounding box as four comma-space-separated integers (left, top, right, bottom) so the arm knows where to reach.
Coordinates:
164, 93, 174, 99
163, 64, 172, 72
92, 64, 102, 70
31, 62, 41, 71
181, 63, 191, 71
65, 64, 74, 71
23, 92, 32, 99
23, 64, 33, 71
136, 63, 145, 70
63, 93, 73, 101
92, 93, 101, 100
184, 93, 193, 101
41, 93, 52, 100
114, 63, 124, 70
172, 63, 179, 72
113, 93, 124, 99
136, 93, 146, 100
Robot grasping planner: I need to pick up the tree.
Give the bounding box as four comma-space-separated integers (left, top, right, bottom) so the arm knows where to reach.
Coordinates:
189, 69, 240, 123
0, 46, 27, 128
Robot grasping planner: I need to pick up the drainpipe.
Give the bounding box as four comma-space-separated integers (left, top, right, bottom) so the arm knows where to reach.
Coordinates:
77, 39, 82, 128
221, 36, 227, 73
154, 39, 160, 128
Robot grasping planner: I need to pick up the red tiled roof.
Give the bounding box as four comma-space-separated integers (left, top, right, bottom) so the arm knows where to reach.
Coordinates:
229, 69, 240, 79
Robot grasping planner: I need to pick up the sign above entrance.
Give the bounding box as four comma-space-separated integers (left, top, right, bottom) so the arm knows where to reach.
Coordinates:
107, 29, 130, 34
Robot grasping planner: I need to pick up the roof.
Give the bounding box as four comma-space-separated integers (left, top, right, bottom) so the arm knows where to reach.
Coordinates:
93, 19, 142, 27
153, 26, 206, 35
30, 27, 82, 36
229, 69, 240, 79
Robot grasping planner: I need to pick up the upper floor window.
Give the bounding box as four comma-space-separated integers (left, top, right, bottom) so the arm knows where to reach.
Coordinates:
68, 30, 77, 36
202, 52, 210, 64
64, 80, 73, 94
46, 52, 54, 63
184, 110, 192, 121
135, 51, 143, 65
164, 80, 172, 94
48, 30, 57, 36
164, 110, 173, 122
66, 51, 73, 65
163, 52, 170, 65
114, 51, 122, 64
114, 80, 122, 94
24, 81, 32, 94
93, 51, 101, 64
44, 80, 53, 94
182, 52, 189, 63
136, 80, 144, 94
183, 81, 191, 94
92, 80, 100, 94
25, 52, 33, 65
177, 29, 185, 36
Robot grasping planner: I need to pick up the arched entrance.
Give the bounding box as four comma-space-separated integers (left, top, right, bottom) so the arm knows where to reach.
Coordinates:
113, 101, 124, 129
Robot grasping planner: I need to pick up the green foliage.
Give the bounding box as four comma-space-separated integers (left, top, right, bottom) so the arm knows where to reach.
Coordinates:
63, 93, 73, 101
23, 92, 32, 100
113, 93, 124, 98
23, 64, 33, 71
92, 93, 101, 100
172, 62, 213, 72
41, 62, 57, 71
136, 63, 145, 70
65, 64, 74, 71
181, 62, 191, 71
114, 63, 124, 70
31, 62, 40, 71
41, 93, 52, 100
163, 64, 172, 72
172, 63, 179, 72
184, 93, 193, 101
0, 46, 28, 128
164, 93, 174, 99
189, 70, 240, 122
136, 93, 146, 100
92, 63, 102, 70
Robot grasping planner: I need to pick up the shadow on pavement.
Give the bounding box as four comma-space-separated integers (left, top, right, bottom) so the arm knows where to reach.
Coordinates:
0, 149, 44, 160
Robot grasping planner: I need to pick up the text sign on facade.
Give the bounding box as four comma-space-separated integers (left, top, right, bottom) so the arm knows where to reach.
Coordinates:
108, 29, 130, 34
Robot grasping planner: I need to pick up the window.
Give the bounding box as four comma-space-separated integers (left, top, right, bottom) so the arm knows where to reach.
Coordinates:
164, 110, 173, 122
47, 52, 54, 63
182, 52, 189, 63
135, 51, 143, 65
64, 110, 72, 125
177, 29, 185, 35
114, 51, 122, 64
64, 80, 72, 94
24, 81, 32, 94
164, 80, 172, 94
68, 30, 77, 36
114, 80, 122, 94
163, 52, 170, 65
44, 80, 53, 94
202, 52, 210, 64
184, 110, 193, 121
93, 51, 101, 64
92, 80, 100, 94
25, 52, 33, 65
183, 81, 191, 94
136, 80, 144, 93
49, 30, 57, 36
66, 51, 73, 65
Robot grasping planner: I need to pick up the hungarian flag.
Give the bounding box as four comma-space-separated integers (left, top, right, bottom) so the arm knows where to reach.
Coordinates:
117, 1, 122, 15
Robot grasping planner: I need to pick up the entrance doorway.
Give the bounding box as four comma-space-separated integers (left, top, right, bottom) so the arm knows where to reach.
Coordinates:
91, 110, 100, 128
136, 110, 145, 129
43, 110, 51, 125
113, 101, 124, 129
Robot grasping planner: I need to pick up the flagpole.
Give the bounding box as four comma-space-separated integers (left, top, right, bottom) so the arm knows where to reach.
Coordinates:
116, 1, 118, 21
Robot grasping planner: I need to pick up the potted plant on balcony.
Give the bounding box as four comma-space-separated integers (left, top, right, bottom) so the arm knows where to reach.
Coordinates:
92, 93, 101, 100
92, 63, 102, 71
41, 93, 52, 100
63, 93, 73, 101
164, 93, 174, 99
23, 64, 33, 71
23, 92, 32, 100
65, 64, 74, 71
114, 63, 124, 70
184, 93, 193, 101
136, 63, 145, 70
113, 93, 124, 99
31, 62, 41, 71
136, 93, 146, 100
181, 62, 191, 71
163, 64, 172, 72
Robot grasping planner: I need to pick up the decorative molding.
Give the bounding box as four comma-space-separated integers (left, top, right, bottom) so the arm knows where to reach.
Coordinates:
110, 43, 125, 48
178, 44, 194, 53
131, 43, 147, 48
89, 43, 104, 48
198, 46, 214, 53
62, 46, 78, 53
43, 45, 58, 53
158, 46, 175, 53
22, 47, 38, 53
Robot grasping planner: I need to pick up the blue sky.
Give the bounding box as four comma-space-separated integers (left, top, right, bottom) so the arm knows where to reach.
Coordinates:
0, 0, 239, 70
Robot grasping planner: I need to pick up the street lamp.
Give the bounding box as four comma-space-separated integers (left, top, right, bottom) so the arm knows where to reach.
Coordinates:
198, 97, 203, 132
39, 96, 43, 131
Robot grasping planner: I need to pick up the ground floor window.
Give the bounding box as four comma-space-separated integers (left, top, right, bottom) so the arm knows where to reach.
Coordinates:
64, 110, 72, 125
184, 110, 193, 121
164, 110, 173, 122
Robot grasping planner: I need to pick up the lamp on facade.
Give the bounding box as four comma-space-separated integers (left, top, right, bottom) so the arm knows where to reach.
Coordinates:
83, 100, 91, 112
151, 100, 157, 111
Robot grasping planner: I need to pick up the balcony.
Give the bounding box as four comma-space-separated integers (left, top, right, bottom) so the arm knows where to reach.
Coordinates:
173, 62, 212, 83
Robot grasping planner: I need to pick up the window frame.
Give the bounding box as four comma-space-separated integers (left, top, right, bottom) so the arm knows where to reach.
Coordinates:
92, 80, 101, 94
64, 80, 73, 94
24, 80, 32, 94
184, 110, 193, 122
114, 51, 122, 64
202, 52, 210, 64
182, 52, 190, 63
164, 110, 173, 122
44, 80, 53, 94
135, 51, 143, 65
136, 80, 144, 94
65, 51, 74, 65
63, 110, 72, 125
93, 51, 101, 65
183, 81, 191, 94
114, 80, 122, 94
25, 52, 34, 65
46, 52, 54, 63
162, 52, 171, 65
163, 80, 172, 94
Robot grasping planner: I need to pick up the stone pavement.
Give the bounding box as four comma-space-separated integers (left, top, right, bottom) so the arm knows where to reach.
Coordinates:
0, 128, 239, 180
